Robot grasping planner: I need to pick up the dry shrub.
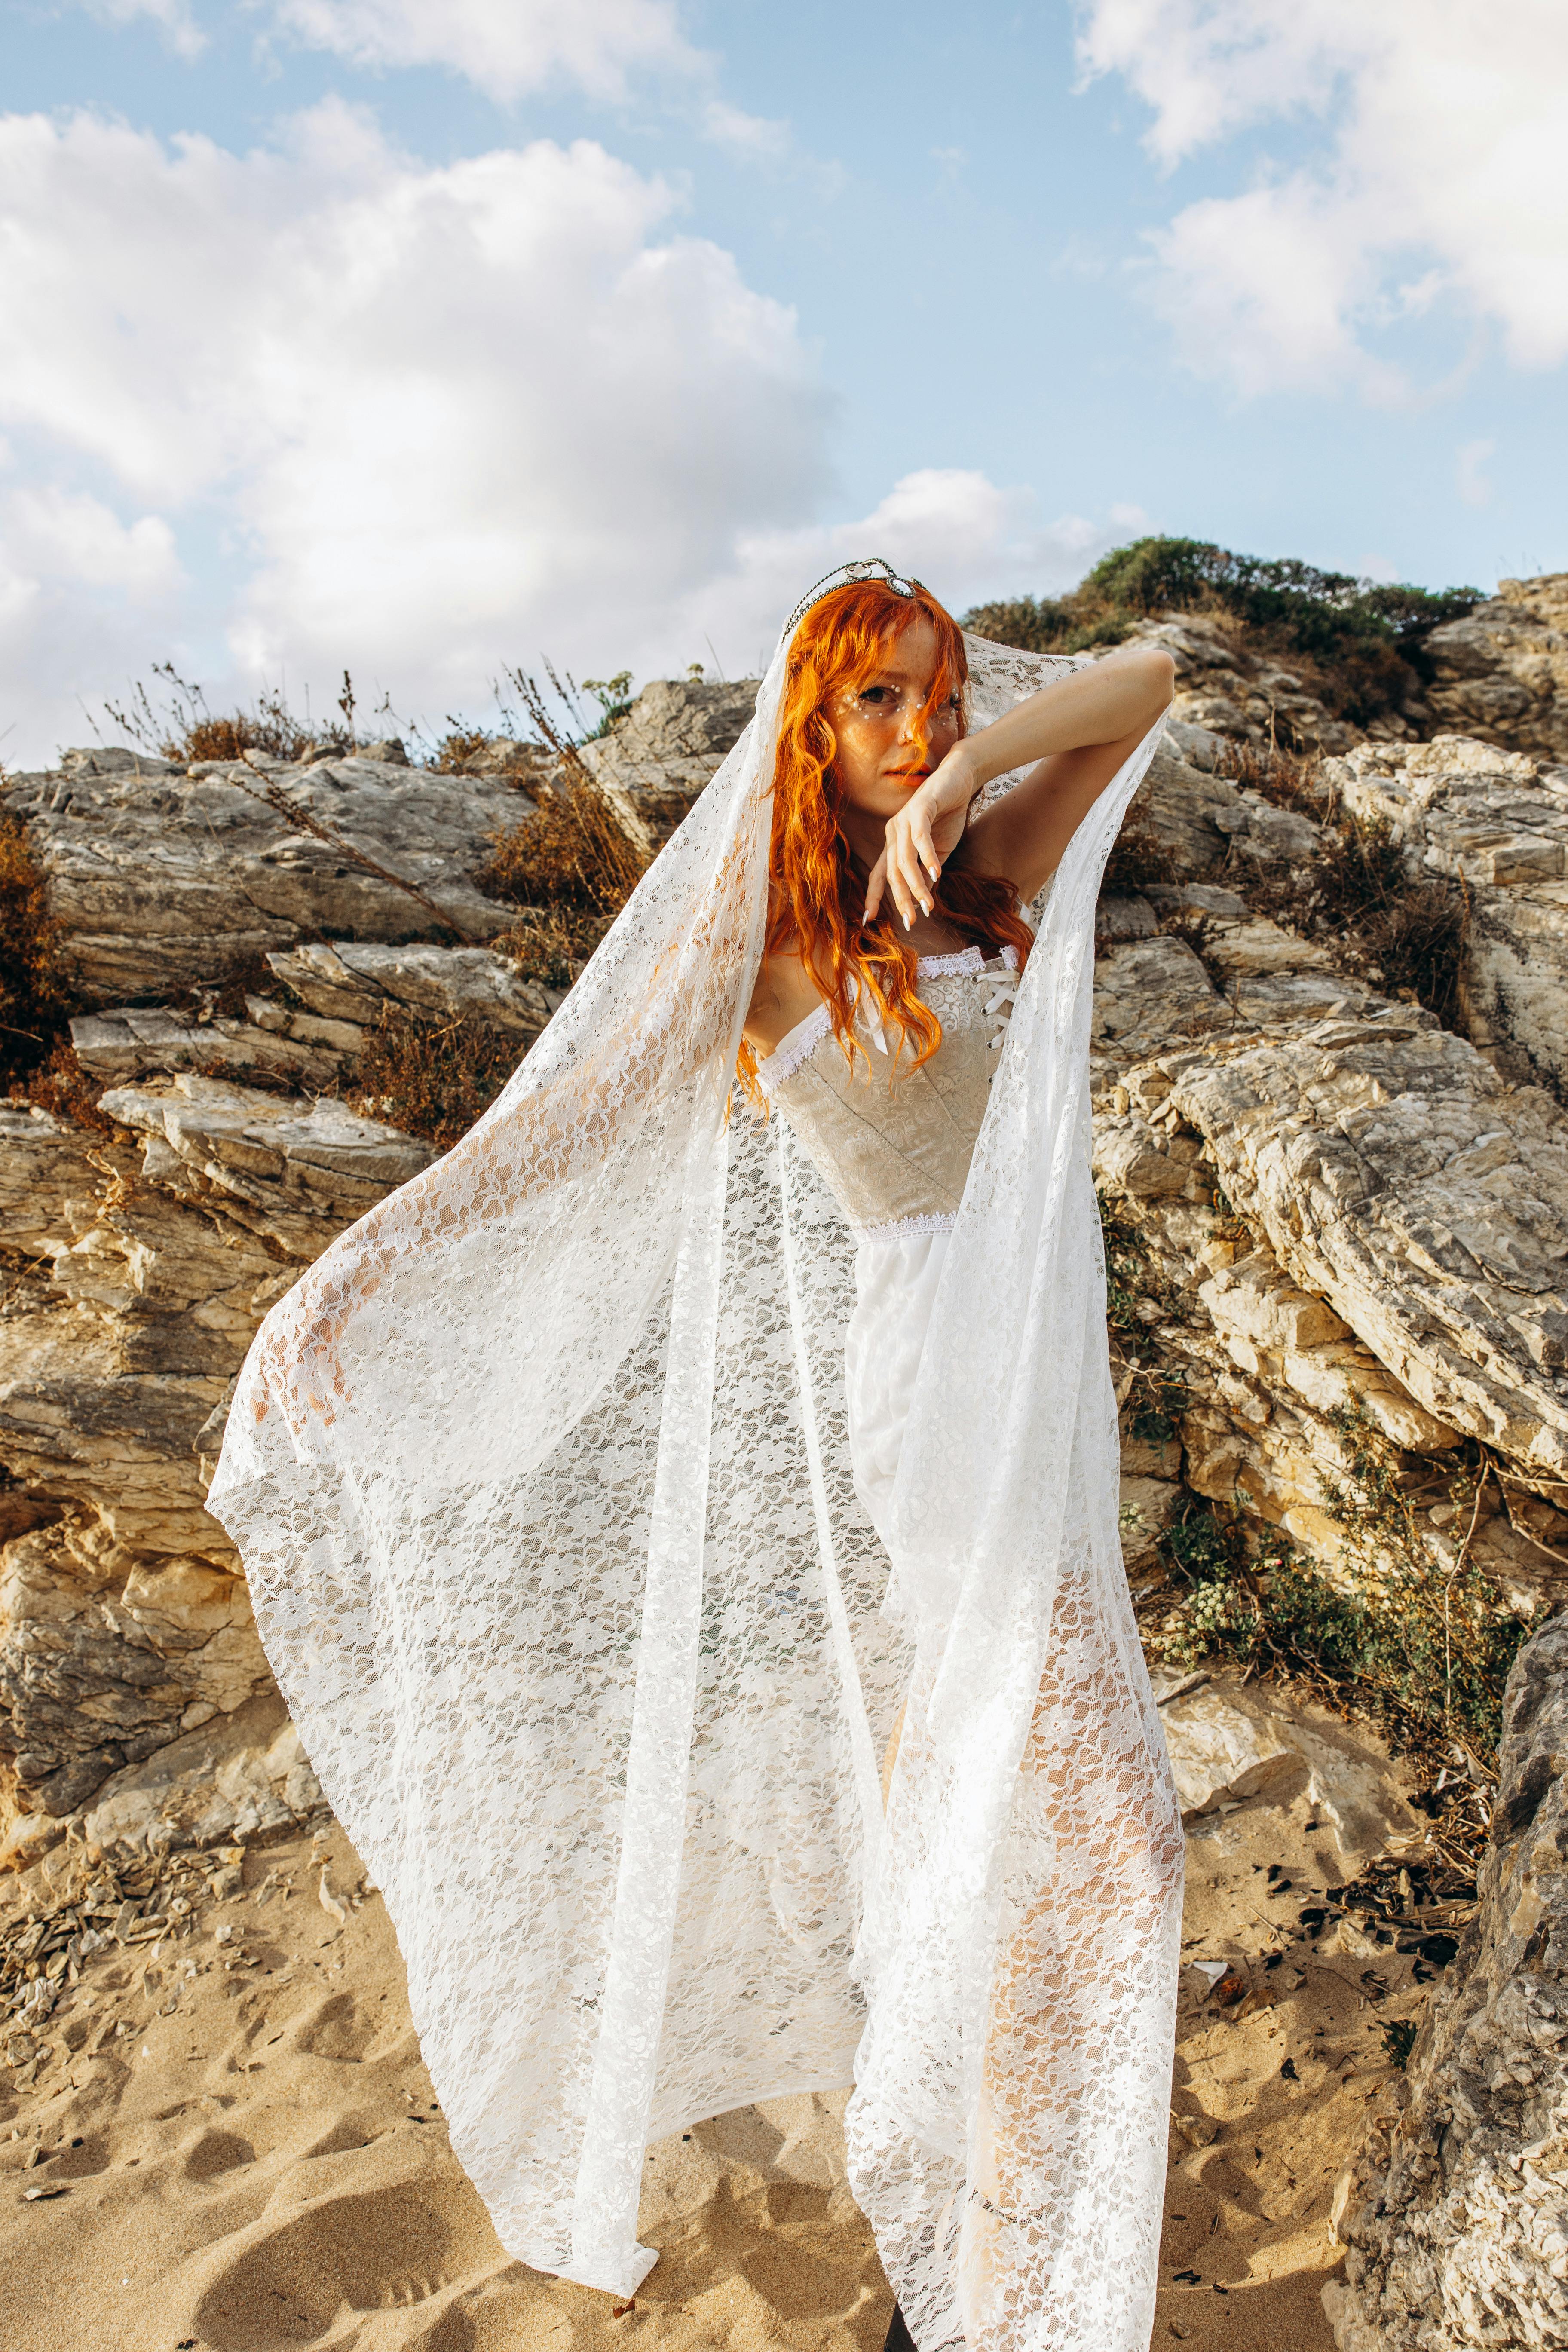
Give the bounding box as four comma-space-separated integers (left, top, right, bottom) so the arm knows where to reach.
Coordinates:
102, 664, 319, 766
1208, 738, 1468, 1029
1099, 796, 1167, 895
349, 1010, 525, 1152
15, 1042, 115, 1134
0, 814, 71, 1088
481, 778, 645, 917
1213, 736, 1333, 818
431, 729, 498, 774
478, 777, 647, 988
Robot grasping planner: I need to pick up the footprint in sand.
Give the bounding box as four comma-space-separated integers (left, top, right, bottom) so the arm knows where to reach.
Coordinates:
184, 2171, 502, 2351
180, 2126, 257, 2183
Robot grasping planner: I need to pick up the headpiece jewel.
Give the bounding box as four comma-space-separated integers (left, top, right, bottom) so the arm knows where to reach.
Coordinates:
783, 556, 920, 646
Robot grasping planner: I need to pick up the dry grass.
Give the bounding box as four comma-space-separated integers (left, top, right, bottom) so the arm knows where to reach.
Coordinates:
101, 663, 322, 766
1099, 800, 1169, 895
14, 1041, 116, 1134
1209, 740, 1469, 1029
0, 814, 71, 1090
348, 1010, 525, 1152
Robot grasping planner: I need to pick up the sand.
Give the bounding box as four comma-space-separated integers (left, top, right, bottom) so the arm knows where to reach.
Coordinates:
0, 1767, 1432, 2352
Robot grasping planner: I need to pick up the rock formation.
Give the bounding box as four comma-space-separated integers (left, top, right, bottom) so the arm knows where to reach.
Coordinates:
1334, 732, 1568, 1100
1424, 576, 1568, 762
1326, 1611, 1568, 2351
5, 605, 1568, 2340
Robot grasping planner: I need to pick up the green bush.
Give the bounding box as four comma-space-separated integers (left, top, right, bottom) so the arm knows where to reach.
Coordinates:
964, 535, 1482, 726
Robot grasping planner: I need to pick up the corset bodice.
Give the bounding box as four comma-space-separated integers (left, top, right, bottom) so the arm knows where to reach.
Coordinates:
756, 945, 1020, 1237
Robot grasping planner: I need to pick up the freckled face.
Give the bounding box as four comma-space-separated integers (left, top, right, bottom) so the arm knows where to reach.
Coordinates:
824, 618, 964, 822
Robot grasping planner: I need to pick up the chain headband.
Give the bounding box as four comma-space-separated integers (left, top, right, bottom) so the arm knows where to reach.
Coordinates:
782, 556, 922, 647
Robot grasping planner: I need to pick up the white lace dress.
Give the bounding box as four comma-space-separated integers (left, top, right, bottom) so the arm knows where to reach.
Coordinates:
206, 626, 1184, 2352
756, 946, 1020, 1554
756, 944, 1185, 2350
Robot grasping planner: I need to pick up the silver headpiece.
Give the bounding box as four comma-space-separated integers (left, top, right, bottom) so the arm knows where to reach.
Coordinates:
782, 556, 920, 646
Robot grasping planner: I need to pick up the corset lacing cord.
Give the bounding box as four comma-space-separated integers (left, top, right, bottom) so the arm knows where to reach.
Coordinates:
983, 976, 1018, 1081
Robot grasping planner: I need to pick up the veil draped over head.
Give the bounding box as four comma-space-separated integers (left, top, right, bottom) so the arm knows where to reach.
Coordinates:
208, 571, 1182, 2352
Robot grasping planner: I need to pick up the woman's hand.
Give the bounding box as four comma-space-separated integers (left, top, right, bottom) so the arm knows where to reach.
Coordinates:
864, 741, 984, 930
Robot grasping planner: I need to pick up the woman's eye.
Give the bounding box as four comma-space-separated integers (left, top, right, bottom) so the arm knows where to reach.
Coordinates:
860, 686, 889, 704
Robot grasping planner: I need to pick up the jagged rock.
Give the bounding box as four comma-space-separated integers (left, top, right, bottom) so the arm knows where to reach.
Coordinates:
98, 1074, 435, 1243
1128, 749, 1249, 878
0, 1522, 271, 1818
265, 939, 554, 1037
1119, 612, 1368, 753
576, 675, 759, 847
70, 1005, 345, 1089
2, 752, 525, 998
80, 1688, 323, 1853
1155, 1671, 1424, 1869
1145, 1017, 1568, 1475
1330, 1611, 1568, 2349
1119, 1473, 1182, 1571
1092, 898, 1568, 1583
1335, 731, 1568, 1099
1424, 574, 1568, 762
0, 1081, 429, 1838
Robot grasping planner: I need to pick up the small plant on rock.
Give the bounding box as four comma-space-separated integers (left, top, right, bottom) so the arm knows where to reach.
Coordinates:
348, 1011, 525, 1153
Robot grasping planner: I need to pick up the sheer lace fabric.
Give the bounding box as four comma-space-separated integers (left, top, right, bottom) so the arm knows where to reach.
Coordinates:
208, 622, 1182, 2348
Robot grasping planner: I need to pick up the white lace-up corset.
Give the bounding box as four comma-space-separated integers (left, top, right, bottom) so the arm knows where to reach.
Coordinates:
755, 944, 1020, 1240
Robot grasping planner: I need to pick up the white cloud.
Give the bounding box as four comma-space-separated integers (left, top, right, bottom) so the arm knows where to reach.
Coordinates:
0, 102, 1146, 763
266, 0, 695, 102
1078, 0, 1568, 398
0, 478, 186, 766
674, 471, 1148, 681
0, 103, 1146, 764
5, 487, 182, 595
701, 101, 792, 162
0, 101, 840, 760
72, 0, 206, 60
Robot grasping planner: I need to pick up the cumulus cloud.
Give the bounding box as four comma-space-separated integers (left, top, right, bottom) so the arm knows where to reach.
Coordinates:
71, 0, 206, 60
266, 0, 695, 102
1078, 0, 1568, 398
674, 473, 1149, 682
0, 101, 831, 757
0, 477, 187, 764
0, 102, 1132, 764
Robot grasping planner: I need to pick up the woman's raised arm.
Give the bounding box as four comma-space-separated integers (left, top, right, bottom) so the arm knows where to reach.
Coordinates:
867, 644, 1175, 926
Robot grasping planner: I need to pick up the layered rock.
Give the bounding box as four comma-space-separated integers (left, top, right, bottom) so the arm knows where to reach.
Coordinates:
576, 675, 761, 847
0, 1083, 432, 1845
1116, 610, 1389, 754
1091, 891, 1568, 1602
1327, 1610, 1568, 2350
1335, 731, 1568, 1098
71, 941, 554, 1092
1, 746, 525, 998
1424, 575, 1568, 762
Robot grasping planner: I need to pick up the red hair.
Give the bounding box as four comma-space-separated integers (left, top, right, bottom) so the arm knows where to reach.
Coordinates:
738, 576, 1032, 1106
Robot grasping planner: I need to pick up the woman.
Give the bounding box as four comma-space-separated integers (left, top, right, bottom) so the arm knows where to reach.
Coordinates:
209, 559, 1184, 2352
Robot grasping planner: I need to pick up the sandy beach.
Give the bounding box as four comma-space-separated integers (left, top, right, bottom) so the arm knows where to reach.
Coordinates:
0, 1699, 1434, 2352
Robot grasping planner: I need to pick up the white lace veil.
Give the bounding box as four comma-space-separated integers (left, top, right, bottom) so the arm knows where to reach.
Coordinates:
208, 571, 1179, 2350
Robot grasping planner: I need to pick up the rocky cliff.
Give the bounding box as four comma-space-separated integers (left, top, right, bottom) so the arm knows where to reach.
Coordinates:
3, 591, 1568, 2343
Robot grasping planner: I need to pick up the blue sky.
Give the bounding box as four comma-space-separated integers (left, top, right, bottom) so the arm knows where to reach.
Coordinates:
2, 0, 1564, 761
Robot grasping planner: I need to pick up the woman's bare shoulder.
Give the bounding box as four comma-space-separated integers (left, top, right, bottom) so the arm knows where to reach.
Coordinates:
744, 949, 825, 1057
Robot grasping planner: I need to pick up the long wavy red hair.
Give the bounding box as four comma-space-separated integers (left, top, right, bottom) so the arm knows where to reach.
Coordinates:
737, 576, 1032, 1104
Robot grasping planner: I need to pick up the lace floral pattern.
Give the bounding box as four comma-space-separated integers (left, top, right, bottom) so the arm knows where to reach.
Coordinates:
207, 630, 1181, 2346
